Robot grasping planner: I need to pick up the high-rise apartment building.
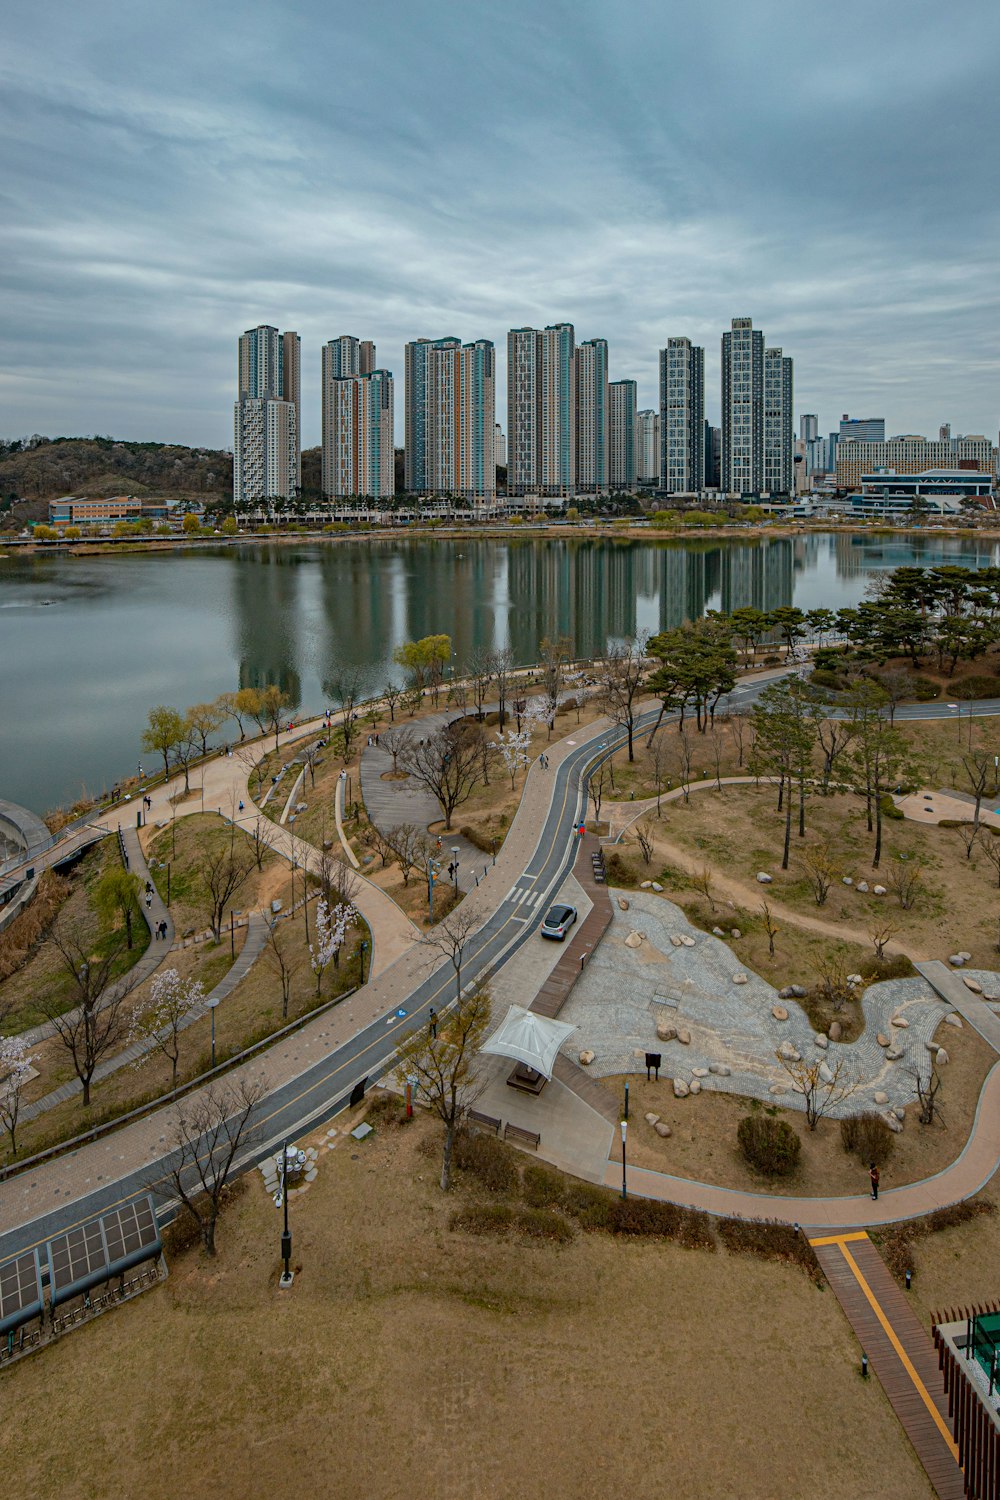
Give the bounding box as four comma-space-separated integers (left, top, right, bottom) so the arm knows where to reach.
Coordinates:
800, 414, 819, 443
660, 337, 705, 493
507, 324, 577, 497
636, 409, 659, 485
839, 414, 885, 444
495, 424, 506, 470
234, 324, 300, 505
721, 318, 764, 496
575, 339, 608, 492
705, 424, 722, 489
322, 336, 378, 497
609, 380, 637, 491
764, 347, 794, 494
404, 336, 496, 497
322, 368, 394, 499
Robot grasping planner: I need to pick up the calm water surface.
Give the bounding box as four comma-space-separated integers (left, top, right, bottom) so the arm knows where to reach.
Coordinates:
2, 531, 998, 814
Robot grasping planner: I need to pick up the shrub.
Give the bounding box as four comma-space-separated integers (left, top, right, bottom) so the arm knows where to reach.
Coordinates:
717, 1218, 822, 1282
840, 1111, 895, 1166
604, 850, 638, 886
364, 1092, 409, 1130
925, 1199, 996, 1233
737, 1115, 801, 1177
879, 1227, 914, 1283
515, 1208, 575, 1242
810, 668, 847, 692
449, 1204, 515, 1236
953, 675, 1000, 700
860, 953, 915, 982
908, 674, 941, 702
522, 1162, 566, 1209
459, 825, 494, 854
879, 793, 905, 821
452, 1128, 520, 1194
561, 1180, 615, 1226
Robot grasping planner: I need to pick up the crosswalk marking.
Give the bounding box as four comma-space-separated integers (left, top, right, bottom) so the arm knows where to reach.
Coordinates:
506, 887, 543, 908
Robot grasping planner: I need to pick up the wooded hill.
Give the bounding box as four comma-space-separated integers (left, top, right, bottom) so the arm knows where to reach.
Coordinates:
0, 436, 235, 502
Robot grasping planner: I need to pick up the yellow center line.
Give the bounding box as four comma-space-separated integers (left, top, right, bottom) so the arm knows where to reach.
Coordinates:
829, 1236, 960, 1461
808, 1231, 869, 1247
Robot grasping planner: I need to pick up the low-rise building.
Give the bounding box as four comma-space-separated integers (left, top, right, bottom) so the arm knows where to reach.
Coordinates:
48, 497, 169, 526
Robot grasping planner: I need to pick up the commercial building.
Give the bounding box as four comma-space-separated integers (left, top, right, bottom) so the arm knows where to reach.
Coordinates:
659, 337, 705, 494
636, 409, 659, 486
608, 379, 637, 491
839, 414, 885, 445
836, 435, 995, 490
721, 318, 764, 496
507, 324, 577, 497
48, 497, 168, 526
763, 347, 794, 495
861, 468, 992, 500
404, 336, 496, 498
322, 368, 394, 499
234, 325, 300, 505
575, 338, 609, 492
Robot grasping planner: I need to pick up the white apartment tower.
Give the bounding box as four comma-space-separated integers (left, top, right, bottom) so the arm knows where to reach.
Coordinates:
764, 348, 794, 494
404, 337, 496, 497
574, 338, 608, 492
636, 409, 660, 486
659, 337, 705, 493
721, 318, 764, 496
608, 379, 637, 491
234, 325, 300, 505
322, 366, 394, 499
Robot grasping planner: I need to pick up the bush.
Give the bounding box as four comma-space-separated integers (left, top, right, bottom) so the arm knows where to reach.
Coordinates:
953, 675, 1000, 700
459, 825, 494, 854
840, 1111, 895, 1167
449, 1204, 515, 1236
879, 1227, 914, 1283
604, 850, 638, 886
860, 953, 915, 982
452, 1128, 521, 1194
522, 1162, 566, 1209
925, 1199, 996, 1233
879, 793, 905, 820
364, 1092, 409, 1130
810, 668, 847, 692
717, 1218, 822, 1282
737, 1115, 801, 1177
515, 1208, 575, 1242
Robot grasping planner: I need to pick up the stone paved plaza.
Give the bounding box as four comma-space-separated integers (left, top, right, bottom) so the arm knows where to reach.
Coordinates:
557, 890, 972, 1122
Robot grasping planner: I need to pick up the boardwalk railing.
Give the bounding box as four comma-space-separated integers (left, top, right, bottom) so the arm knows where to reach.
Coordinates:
934, 1306, 1000, 1500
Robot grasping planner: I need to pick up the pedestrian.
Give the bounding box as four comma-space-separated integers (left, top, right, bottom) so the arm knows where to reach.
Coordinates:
145, 891, 152, 910
160, 920, 168, 940
870, 1162, 880, 1200
375, 733, 379, 746
238, 799, 244, 812
145, 879, 153, 895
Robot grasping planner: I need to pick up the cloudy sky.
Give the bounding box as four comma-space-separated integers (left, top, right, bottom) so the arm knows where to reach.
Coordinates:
3, 0, 998, 450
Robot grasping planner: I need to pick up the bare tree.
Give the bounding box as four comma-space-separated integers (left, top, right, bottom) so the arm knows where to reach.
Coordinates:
953, 821, 980, 862
816, 715, 855, 792
316, 847, 361, 910
977, 826, 1000, 889
758, 900, 779, 957
692, 865, 716, 911
728, 711, 751, 769
596, 638, 647, 762
512, 696, 527, 733
361, 821, 397, 869
152, 1076, 266, 1254
589, 759, 611, 825
648, 731, 671, 816
488, 646, 513, 731
235, 741, 267, 801
331, 669, 363, 763
635, 822, 654, 865
263, 916, 302, 1020
393, 983, 492, 1190
911, 1065, 944, 1127
869, 922, 897, 963
423, 906, 480, 1005
246, 816, 275, 872
956, 748, 997, 833
670, 726, 697, 803
379, 724, 412, 774
198, 844, 252, 942
129, 967, 204, 1093
0, 1036, 36, 1157
777, 1054, 862, 1130
812, 957, 856, 1014
382, 680, 403, 722
885, 855, 923, 910
466, 646, 494, 721
41, 927, 143, 1106
386, 823, 431, 887
400, 723, 485, 831
302, 742, 324, 790
709, 728, 726, 791
801, 844, 839, 906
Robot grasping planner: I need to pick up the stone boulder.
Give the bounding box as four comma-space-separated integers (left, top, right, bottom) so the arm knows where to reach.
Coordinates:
925, 1039, 939, 1052
673, 1078, 689, 1099
670, 935, 683, 947
732, 973, 749, 985
651, 882, 664, 893
936, 1047, 950, 1066
890, 1015, 909, 1028
681, 935, 695, 948
819, 1062, 834, 1084
846, 973, 863, 987
689, 1079, 702, 1095
886, 1046, 904, 1061
778, 1041, 801, 1062
814, 1034, 829, 1050
857, 880, 869, 893
778, 987, 794, 1000
656, 1022, 678, 1043
731, 928, 742, 940
677, 1028, 691, 1045
712, 926, 725, 936
654, 1122, 672, 1138
640, 880, 652, 890
644, 1112, 660, 1126
874, 1091, 889, 1105
963, 976, 983, 994
579, 1050, 596, 1066
708, 1063, 732, 1076
876, 1033, 889, 1048
618, 897, 630, 911
842, 876, 853, 886
624, 931, 644, 949
772, 1005, 789, 1021
945, 1013, 963, 1028
756, 872, 773, 884
873, 884, 887, 895
828, 1021, 843, 1042
692, 1066, 709, 1078
949, 954, 966, 967
769, 1083, 787, 1095
790, 984, 806, 998
885, 1115, 903, 1134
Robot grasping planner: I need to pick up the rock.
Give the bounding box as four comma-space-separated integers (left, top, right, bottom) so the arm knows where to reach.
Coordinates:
828, 1021, 843, 1042
936, 1047, 950, 1066
789, 985, 806, 998
689, 1079, 702, 1095
618, 897, 630, 911
856, 880, 869, 893
949, 954, 966, 967
651, 882, 663, 892
708, 1063, 732, 1076
963, 976, 983, 994
677, 1028, 691, 1045
846, 974, 862, 987
819, 1062, 834, 1084
732, 973, 749, 985
640, 880, 652, 890
731, 928, 742, 940
644, 1112, 660, 1126
772, 1005, 789, 1021
778, 1041, 801, 1062
712, 926, 725, 936
890, 1015, 909, 1028
779, 987, 794, 1000
876, 1033, 890, 1048
873, 884, 887, 895
945, 1013, 963, 1028
842, 876, 853, 886
670, 935, 683, 947
624, 931, 644, 949
925, 1039, 939, 1053
756, 872, 773, 884
886, 1046, 904, 1061
579, 1050, 596, 1066
769, 1083, 786, 1095
692, 1066, 709, 1078
654, 1122, 672, 1137
814, 1034, 829, 1050
874, 1091, 889, 1105
681, 935, 695, 948
958, 951, 972, 962
673, 1078, 689, 1098
885, 1115, 903, 1133
656, 1022, 677, 1043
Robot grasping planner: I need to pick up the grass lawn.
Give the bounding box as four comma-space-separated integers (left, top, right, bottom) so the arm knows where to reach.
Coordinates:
144, 814, 284, 938
1, 1112, 932, 1500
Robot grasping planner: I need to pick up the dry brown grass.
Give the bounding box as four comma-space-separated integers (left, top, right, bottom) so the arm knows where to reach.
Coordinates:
0, 1114, 932, 1500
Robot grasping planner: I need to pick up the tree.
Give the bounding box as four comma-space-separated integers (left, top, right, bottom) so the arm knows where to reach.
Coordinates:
0, 1036, 36, 1157
776, 1053, 862, 1131
386, 823, 431, 887
221, 515, 238, 536
869, 922, 897, 962
976, 827, 1000, 889
589, 758, 611, 824
489, 646, 514, 731
956, 748, 997, 834
182, 511, 201, 534
380, 723, 412, 774
154, 1076, 266, 1254
382, 680, 403, 722
361, 820, 397, 868
309, 897, 356, 993
728, 607, 770, 665
539, 635, 573, 711
316, 847, 361, 912
847, 712, 912, 868
330, 669, 363, 762
129, 967, 204, 1092
263, 916, 301, 1020
648, 731, 671, 816
758, 900, 779, 957
885, 855, 923, 910
186, 700, 226, 759
692, 866, 716, 911
222, 686, 263, 741
466, 646, 493, 721
494, 726, 531, 789
635, 822, 654, 865
911, 1065, 944, 1127
646, 619, 736, 735
423, 907, 480, 1006
94, 866, 143, 949
596, 638, 647, 761
801, 844, 839, 906
252, 684, 291, 752
142, 705, 185, 782
394, 634, 452, 704
769, 606, 807, 660
41, 926, 143, 1106
669, 725, 697, 803
400, 723, 484, 830
198, 843, 252, 941
393, 982, 492, 1190
752, 680, 818, 869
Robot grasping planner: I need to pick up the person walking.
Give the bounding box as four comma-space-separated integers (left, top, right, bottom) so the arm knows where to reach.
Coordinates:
870, 1162, 880, 1200
144, 890, 152, 911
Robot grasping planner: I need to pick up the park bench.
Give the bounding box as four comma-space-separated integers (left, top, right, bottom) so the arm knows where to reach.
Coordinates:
504, 1122, 540, 1150
467, 1108, 501, 1136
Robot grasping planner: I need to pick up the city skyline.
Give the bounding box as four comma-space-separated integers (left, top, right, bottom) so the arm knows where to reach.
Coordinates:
3, 1, 998, 449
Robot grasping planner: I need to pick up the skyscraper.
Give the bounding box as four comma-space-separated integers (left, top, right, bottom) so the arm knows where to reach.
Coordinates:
636, 410, 659, 486
322, 367, 394, 499
506, 324, 577, 497
495, 424, 506, 469
800, 414, 819, 443
322, 336, 377, 497
660, 337, 705, 493
721, 317, 764, 496
575, 338, 608, 492
404, 336, 496, 497
764, 347, 794, 494
839, 414, 885, 444
234, 324, 300, 506
608, 380, 637, 491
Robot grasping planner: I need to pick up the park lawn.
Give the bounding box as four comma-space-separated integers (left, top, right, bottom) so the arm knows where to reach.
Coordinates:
1, 1112, 932, 1500
903, 1162, 1000, 1326
0, 840, 148, 1032
144, 814, 284, 939
599, 1008, 993, 1198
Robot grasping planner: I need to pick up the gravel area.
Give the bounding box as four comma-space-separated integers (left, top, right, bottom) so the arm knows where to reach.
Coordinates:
557, 889, 968, 1120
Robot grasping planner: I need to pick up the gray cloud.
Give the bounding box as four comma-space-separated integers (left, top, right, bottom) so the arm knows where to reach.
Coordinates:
2, 0, 998, 448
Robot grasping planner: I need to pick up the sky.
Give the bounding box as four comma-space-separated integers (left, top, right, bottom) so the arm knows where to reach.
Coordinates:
2, 0, 999, 452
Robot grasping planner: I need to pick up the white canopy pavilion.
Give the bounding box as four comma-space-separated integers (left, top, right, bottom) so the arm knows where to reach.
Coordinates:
480, 1005, 576, 1080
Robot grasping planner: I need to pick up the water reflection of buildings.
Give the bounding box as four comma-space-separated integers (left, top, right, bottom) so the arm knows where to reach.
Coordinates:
718, 539, 794, 614
834, 531, 1000, 582
231, 545, 303, 704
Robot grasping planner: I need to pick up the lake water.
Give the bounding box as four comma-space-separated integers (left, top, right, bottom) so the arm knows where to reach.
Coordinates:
2, 530, 998, 815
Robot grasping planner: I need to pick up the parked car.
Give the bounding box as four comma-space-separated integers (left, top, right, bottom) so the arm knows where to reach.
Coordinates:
541, 904, 577, 941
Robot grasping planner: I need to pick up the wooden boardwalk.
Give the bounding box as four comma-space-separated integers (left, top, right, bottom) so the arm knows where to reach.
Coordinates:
811, 1232, 966, 1499
530, 833, 612, 1020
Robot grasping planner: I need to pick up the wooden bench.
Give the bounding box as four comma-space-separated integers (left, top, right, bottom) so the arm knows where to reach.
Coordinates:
504, 1122, 540, 1150
467, 1108, 501, 1136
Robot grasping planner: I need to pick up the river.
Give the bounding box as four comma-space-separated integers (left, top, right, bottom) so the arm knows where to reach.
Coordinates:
2, 530, 998, 815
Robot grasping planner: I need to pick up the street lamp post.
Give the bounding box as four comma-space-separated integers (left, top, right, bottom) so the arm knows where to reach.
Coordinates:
451, 846, 460, 890
279, 1142, 293, 1287
620, 1119, 628, 1200
207, 997, 220, 1069
491, 837, 497, 866
360, 939, 369, 984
